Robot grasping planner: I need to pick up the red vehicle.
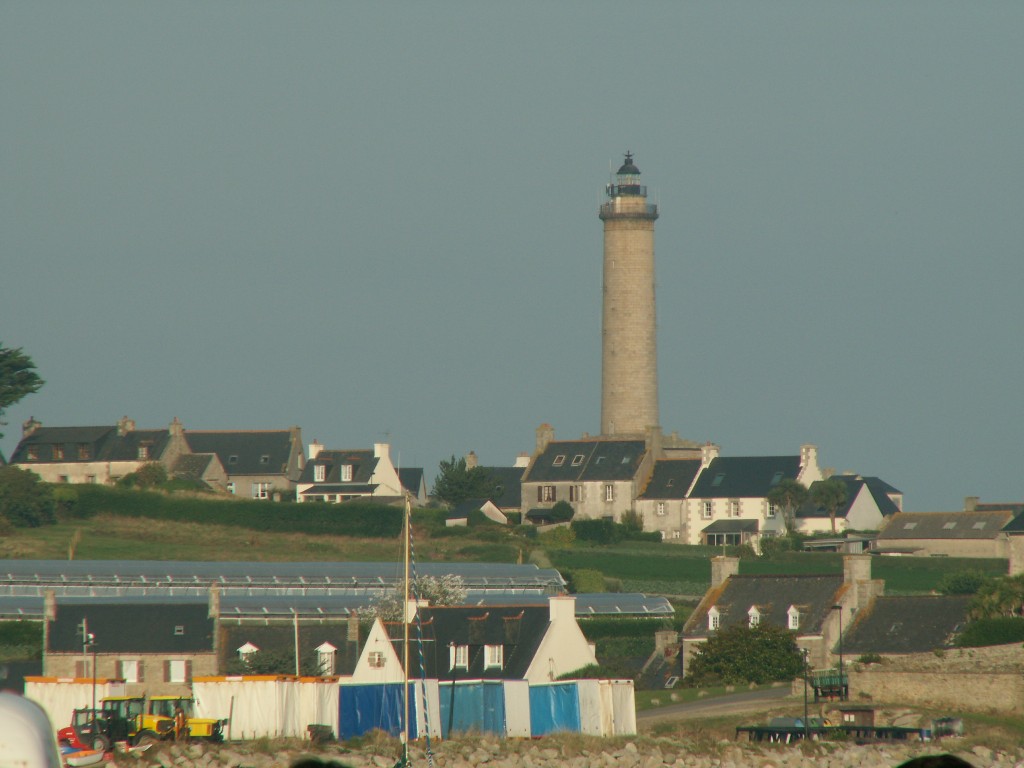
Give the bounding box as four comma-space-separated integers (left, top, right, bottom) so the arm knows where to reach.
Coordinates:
57, 708, 110, 751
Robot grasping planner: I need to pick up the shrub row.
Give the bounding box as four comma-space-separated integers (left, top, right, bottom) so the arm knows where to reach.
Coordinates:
956, 617, 1024, 647
571, 519, 660, 545
71, 485, 403, 538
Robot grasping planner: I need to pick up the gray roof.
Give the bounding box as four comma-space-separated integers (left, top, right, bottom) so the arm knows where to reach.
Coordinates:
173, 453, 218, 481
701, 519, 759, 533
685, 573, 844, 639
299, 449, 377, 485
638, 460, 702, 500
841, 595, 972, 654
397, 467, 425, 495
876, 511, 1015, 541
185, 430, 296, 477
48, 601, 214, 654
690, 456, 801, 499
524, 440, 646, 483
11, 425, 170, 464
798, 475, 901, 520
480, 466, 526, 508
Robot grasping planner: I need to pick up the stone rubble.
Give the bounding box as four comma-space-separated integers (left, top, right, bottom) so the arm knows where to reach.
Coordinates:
99, 736, 1023, 768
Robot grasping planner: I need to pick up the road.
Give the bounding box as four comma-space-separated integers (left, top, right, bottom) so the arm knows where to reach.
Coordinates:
637, 685, 795, 724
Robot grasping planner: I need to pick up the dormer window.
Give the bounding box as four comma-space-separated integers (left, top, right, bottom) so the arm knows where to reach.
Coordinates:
78, 444, 91, 460
53, 445, 64, 460
450, 644, 469, 670
787, 605, 801, 630
138, 445, 150, 460
314, 464, 326, 482
26, 447, 39, 461
341, 464, 353, 482
316, 642, 337, 675
748, 606, 761, 628
708, 606, 720, 631
484, 644, 504, 669
553, 455, 565, 466
174, 625, 185, 636
237, 642, 259, 661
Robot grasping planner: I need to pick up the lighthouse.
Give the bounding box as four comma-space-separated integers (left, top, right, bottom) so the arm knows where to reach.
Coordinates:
599, 153, 660, 436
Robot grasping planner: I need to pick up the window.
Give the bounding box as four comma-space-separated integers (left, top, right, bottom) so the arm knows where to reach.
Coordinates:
252, 482, 271, 499
117, 660, 142, 683
137, 445, 149, 460
226, 482, 236, 494
484, 645, 503, 669
711, 473, 725, 487
553, 455, 565, 466
942, 522, 957, 530
656, 502, 666, 516
708, 607, 720, 631
314, 465, 326, 482
569, 485, 583, 502
53, 445, 64, 460
166, 660, 189, 684
368, 651, 386, 669
539, 485, 556, 502
621, 455, 631, 464
729, 500, 741, 517
26, 447, 39, 461
671, 530, 681, 539
748, 607, 760, 628
702, 501, 713, 519
59, 476, 69, 483
770, 471, 784, 486
341, 464, 353, 482
86, 475, 96, 484
78, 444, 91, 460
174, 625, 185, 636
260, 454, 270, 464
604, 484, 614, 502
450, 644, 469, 670
767, 501, 778, 519
903, 522, 917, 530
666, 478, 674, 487
788, 606, 801, 630
973, 522, 987, 530
228, 455, 238, 465
571, 455, 584, 466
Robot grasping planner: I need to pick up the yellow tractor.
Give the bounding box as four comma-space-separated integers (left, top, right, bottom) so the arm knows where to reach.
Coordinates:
99, 696, 174, 746
148, 696, 227, 742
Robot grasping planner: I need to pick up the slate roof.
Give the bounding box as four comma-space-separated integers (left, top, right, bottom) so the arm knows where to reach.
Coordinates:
398, 468, 425, 495
998, 512, 1024, 533
689, 456, 801, 499
300, 483, 378, 496
48, 601, 215, 654
638, 460, 702, 500
447, 499, 487, 521
11, 426, 170, 464
219, 623, 361, 675
185, 431, 296, 476
841, 596, 972, 654
684, 574, 845, 639
173, 453, 218, 482
385, 605, 550, 679
480, 466, 526, 508
298, 449, 377, 485
524, 440, 646, 483
876, 511, 1015, 541
797, 475, 901, 520
701, 519, 759, 533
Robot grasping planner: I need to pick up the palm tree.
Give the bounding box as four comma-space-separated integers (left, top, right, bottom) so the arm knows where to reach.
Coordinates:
811, 478, 848, 535
766, 479, 808, 537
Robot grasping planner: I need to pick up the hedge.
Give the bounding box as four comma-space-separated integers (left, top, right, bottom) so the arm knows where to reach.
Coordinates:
956, 617, 1024, 647
71, 485, 403, 538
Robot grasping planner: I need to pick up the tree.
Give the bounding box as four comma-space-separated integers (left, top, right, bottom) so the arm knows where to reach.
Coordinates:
968, 574, 1024, 620
0, 466, 56, 528
686, 622, 803, 686
811, 477, 848, 535
766, 478, 808, 536
0, 344, 44, 440
367, 574, 468, 621
431, 456, 498, 506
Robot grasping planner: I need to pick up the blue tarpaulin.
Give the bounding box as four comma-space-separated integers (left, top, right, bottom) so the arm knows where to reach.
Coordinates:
437, 681, 506, 737
339, 684, 419, 740
529, 682, 581, 736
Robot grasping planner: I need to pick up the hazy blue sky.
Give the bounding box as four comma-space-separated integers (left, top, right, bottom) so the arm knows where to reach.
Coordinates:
3, 3, 1022, 511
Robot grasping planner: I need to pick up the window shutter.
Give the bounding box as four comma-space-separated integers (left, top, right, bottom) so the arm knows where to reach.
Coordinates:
75, 660, 86, 677
164, 660, 171, 682
138, 661, 145, 683
185, 660, 192, 683
537, 486, 542, 502
116, 660, 124, 678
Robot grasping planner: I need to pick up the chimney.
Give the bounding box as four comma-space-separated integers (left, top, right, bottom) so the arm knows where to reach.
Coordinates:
645, 426, 663, 459
800, 444, 818, 471
536, 423, 555, 455
22, 417, 42, 439
964, 496, 980, 512
701, 442, 720, 468
117, 416, 135, 436
374, 442, 390, 461
347, 614, 360, 643
465, 451, 478, 470
514, 452, 530, 468
548, 595, 576, 622
169, 417, 183, 438
710, 556, 739, 588
308, 440, 323, 460
44, 589, 57, 621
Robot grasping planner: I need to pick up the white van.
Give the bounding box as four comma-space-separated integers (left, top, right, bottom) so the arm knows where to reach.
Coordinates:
0, 691, 63, 768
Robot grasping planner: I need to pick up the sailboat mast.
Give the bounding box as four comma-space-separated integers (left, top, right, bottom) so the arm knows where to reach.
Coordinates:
402, 493, 411, 761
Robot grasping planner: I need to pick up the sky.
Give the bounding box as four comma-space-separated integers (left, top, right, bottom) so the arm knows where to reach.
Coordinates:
2, 2, 1022, 512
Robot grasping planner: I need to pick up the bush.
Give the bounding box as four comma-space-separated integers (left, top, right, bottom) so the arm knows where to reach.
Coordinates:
572, 519, 623, 545
685, 623, 802, 686
117, 463, 168, 488
0, 466, 55, 527
548, 501, 575, 523
956, 618, 1024, 647
620, 509, 643, 532
539, 526, 576, 547
938, 569, 991, 595
567, 569, 606, 593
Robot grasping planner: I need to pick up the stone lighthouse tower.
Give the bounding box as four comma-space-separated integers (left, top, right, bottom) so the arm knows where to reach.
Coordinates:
599, 152, 659, 436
